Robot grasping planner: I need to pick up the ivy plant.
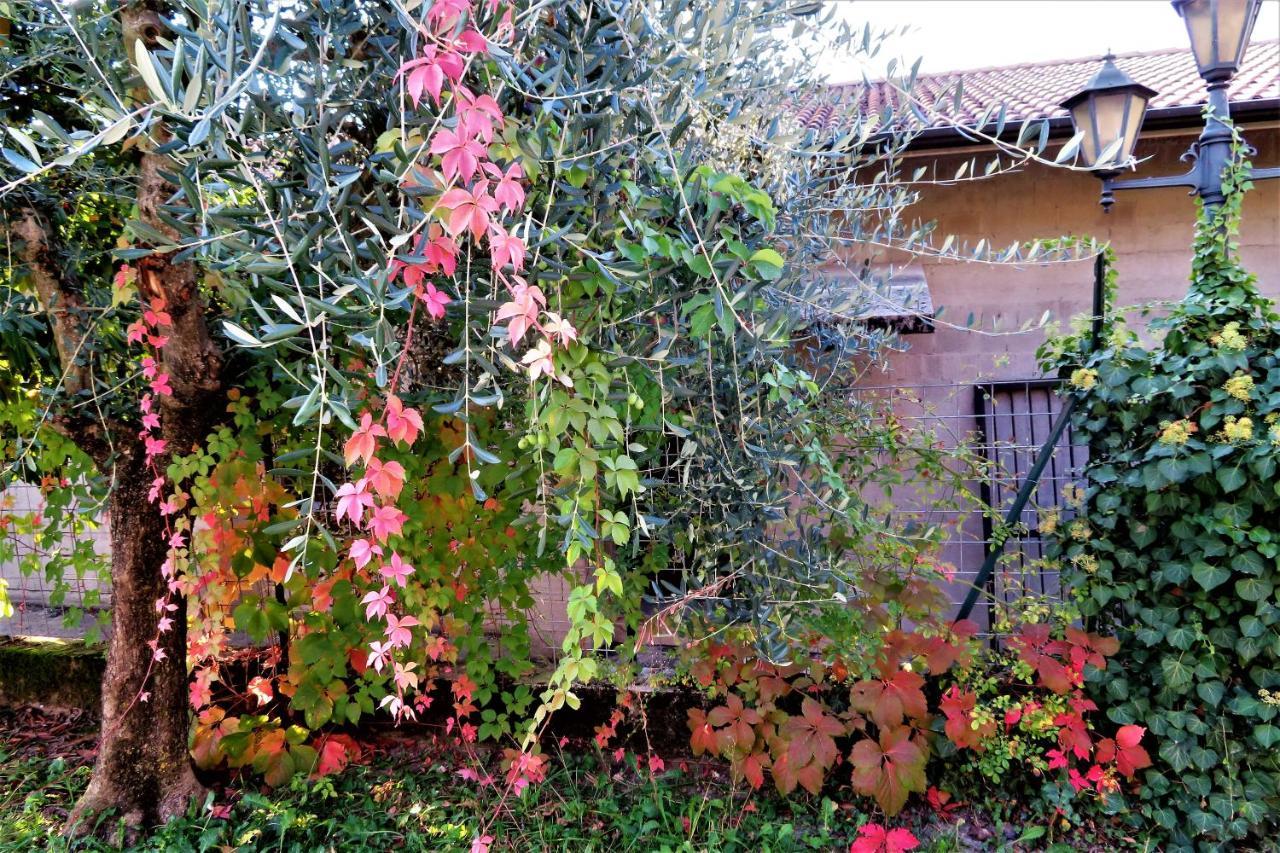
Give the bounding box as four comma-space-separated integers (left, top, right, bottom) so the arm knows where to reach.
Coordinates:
1040, 148, 1280, 847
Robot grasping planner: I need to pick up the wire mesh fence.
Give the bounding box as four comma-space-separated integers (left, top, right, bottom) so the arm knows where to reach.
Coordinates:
844, 377, 1085, 633
0, 379, 1083, 645
0, 482, 111, 639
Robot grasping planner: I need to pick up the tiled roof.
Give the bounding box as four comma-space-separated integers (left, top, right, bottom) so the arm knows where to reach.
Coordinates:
795, 40, 1279, 136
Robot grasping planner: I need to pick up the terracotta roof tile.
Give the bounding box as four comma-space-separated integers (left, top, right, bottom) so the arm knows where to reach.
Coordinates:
801, 40, 1279, 135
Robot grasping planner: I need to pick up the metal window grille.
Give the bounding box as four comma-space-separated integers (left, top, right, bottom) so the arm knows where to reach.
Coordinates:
973, 379, 1086, 627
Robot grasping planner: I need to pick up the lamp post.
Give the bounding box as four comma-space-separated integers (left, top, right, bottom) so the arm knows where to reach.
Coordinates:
1062, 0, 1280, 214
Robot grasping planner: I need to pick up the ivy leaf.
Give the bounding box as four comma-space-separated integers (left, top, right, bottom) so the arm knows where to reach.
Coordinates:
1234, 576, 1273, 602
1191, 562, 1230, 591
1216, 465, 1246, 492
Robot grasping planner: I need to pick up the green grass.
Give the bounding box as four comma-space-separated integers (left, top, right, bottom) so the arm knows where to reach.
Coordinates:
1, 745, 952, 852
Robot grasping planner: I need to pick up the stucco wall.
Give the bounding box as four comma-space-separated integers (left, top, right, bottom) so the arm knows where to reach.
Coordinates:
866, 126, 1280, 390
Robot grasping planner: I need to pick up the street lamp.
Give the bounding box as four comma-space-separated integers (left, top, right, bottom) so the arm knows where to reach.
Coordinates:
1059, 55, 1156, 175
1063, 0, 1279, 213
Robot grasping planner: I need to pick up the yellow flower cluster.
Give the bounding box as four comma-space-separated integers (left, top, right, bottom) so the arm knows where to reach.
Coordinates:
1071, 553, 1099, 574
1039, 509, 1060, 535
1062, 483, 1085, 508
1261, 688, 1280, 707
1223, 373, 1254, 402
1221, 416, 1253, 442
1210, 321, 1247, 351
1108, 321, 1132, 349
1158, 419, 1196, 445
1069, 520, 1091, 542
1271, 422, 1280, 447
1070, 368, 1098, 390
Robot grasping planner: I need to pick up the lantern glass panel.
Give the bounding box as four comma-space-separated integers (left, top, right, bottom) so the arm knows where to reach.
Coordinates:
1120, 92, 1150, 163
1213, 0, 1255, 69
1071, 101, 1100, 164
1180, 0, 1218, 71
1078, 90, 1136, 167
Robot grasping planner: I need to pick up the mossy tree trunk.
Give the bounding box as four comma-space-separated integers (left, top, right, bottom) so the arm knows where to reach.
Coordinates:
67, 442, 204, 830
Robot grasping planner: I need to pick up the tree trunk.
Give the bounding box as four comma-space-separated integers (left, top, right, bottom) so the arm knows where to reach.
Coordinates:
67, 0, 224, 826
67, 440, 204, 833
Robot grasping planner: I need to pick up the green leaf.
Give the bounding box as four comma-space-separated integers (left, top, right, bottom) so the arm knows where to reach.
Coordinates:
1216, 465, 1246, 492
134, 40, 173, 108
1253, 724, 1280, 749
1195, 681, 1224, 707
1235, 576, 1273, 601
748, 248, 784, 280
232, 599, 270, 643
1, 147, 39, 174
1191, 562, 1230, 591
1160, 657, 1193, 692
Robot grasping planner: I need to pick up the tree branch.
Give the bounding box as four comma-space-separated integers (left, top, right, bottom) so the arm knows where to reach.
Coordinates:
10, 206, 93, 398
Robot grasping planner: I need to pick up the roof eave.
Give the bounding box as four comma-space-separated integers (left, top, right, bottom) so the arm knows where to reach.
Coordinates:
900, 97, 1280, 152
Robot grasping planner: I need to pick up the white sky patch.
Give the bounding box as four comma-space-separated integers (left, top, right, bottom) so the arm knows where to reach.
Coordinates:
814, 0, 1280, 81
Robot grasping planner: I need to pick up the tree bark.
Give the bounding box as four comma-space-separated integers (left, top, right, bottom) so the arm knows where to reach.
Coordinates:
66, 441, 204, 833
11, 208, 91, 397
64, 191, 223, 838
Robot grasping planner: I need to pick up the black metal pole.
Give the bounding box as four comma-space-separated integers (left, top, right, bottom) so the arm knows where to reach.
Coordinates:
1194, 80, 1235, 217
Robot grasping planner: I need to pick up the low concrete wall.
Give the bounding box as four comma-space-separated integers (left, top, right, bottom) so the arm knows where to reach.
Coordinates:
0, 637, 105, 712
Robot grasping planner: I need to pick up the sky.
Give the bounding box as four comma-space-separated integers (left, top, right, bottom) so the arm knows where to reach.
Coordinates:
814, 0, 1280, 81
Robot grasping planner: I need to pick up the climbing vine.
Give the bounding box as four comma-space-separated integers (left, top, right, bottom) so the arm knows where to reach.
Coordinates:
1040, 145, 1280, 845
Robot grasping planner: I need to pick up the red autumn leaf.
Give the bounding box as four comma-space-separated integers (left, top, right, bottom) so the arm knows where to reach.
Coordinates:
849, 671, 928, 729
256, 728, 287, 757
1113, 725, 1152, 777
690, 658, 717, 688
755, 673, 792, 703
248, 676, 274, 707
707, 693, 762, 755
850, 822, 920, 853
313, 733, 360, 778
1065, 627, 1120, 665
939, 686, 994, 751
849, 726, 927, 815
1054, 710, 1093, 761
770, 748, 825, 796
780, 698, 845, 770
688, 708, 718, 757
926, 785, 962, 820
730, 750, 769, 790
916, 635, 965, 674
1035, 657, 1075, 694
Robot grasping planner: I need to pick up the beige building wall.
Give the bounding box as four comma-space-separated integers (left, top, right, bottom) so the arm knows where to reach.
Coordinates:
870, 126, 1280, 389
847, 124, 1279, 626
